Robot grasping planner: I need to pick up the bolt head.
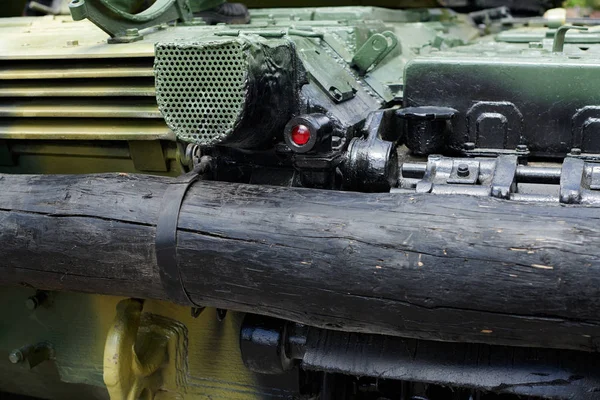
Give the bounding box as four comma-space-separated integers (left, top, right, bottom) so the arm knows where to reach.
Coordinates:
125, 28, 139, 37
457, 164, 470, 177
463, 142, 476, 151
571, 148, 582, 156
9, 350, 23, 364
25, 297, 38, 311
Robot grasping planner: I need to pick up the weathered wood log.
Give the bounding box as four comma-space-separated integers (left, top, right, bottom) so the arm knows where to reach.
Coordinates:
1, 173, 600, 352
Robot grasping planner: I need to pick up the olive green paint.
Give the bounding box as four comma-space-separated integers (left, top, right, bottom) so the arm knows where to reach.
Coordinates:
128, 140, 169, 172
0, 288, 294, 399
0, 140, 14, 166
1, 5, 591, 400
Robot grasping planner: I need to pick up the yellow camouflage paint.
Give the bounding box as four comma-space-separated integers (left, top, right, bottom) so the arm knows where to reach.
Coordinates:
1, 287, 292, 399
0, 14, 291, 399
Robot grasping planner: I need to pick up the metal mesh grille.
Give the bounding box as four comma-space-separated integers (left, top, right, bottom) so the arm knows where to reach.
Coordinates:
155, 42, 247, 145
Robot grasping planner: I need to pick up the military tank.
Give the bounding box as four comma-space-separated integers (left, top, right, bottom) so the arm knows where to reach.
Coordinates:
16, 0, 563, 16
439, 0, 564, 15
1, 1, 600, 400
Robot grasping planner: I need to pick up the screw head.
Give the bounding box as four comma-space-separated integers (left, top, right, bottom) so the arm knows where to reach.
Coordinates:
571, 148, 582, 156
516, 144, 528, 152
9, 350, 23, 364
457, 164, 470, 177
463, 142, 476, 151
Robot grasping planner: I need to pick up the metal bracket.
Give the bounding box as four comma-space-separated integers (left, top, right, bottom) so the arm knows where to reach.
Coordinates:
559, 157, 585, 204
69, 0, 193, 43
558, 157, 600, 204
491, 155, 518, 199
352, 31, 398, 75
400, 155, 600, 204
342, 110, 399, 192
411, 155, 518, 199
296, 37, 357, 104
103, 299, 189, 400
553, 25, 588, 53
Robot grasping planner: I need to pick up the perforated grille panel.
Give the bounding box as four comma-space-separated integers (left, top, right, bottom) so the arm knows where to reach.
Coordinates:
155, 41, 247, 146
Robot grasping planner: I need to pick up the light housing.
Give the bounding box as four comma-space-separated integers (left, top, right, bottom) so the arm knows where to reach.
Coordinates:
284, 114, 332, 153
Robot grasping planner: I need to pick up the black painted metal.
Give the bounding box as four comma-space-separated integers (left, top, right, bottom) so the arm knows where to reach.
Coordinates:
342, 110, 399, 192
397, 155, 600, 204
397, 106, 458, 156
284, 114, 333, 154
240, 313, 295, 374
240, 315, 600, 400
155, 168, 201, 307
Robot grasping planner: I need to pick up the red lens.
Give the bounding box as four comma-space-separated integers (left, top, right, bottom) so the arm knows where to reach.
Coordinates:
291, 124, 311, 146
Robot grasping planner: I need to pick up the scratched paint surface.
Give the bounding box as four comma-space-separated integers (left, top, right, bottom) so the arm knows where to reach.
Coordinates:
0, 288, 299, 399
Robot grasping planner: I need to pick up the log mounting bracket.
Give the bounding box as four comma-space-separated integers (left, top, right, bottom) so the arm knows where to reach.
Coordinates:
155, 169, 202, 307
398, 154, 600, 204
103, 299, 189, 400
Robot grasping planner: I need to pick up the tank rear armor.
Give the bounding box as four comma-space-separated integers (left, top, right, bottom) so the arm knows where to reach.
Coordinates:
1, 2, 599, 400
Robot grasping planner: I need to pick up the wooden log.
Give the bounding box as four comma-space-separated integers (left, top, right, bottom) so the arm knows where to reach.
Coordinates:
1, 173, 600, 352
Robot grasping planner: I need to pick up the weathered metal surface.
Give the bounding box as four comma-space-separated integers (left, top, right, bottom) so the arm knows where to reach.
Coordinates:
103, 299, 185, 400
0, 81, 156, 97
0, 287, 299, 400
240, 314, 600, 399
244, 0, 439, 7
2, 3, 600, 400
0, 65, 154, 80
0, 120, 173, 140
68, 0, 193, 42
0, 16, 154, 60
0, 100, 161, 118
403, 44, 600, 157
155, 37, 303, 148
0, 16, 175, 176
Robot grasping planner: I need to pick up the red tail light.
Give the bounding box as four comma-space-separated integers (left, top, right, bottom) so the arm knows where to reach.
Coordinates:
291, 125, 311, 146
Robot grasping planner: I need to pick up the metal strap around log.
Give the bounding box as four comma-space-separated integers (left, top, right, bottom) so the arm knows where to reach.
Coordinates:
155, 168, 201, 306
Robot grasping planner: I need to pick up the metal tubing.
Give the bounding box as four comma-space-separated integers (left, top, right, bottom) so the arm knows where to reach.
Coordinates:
516, 166, 562, 184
